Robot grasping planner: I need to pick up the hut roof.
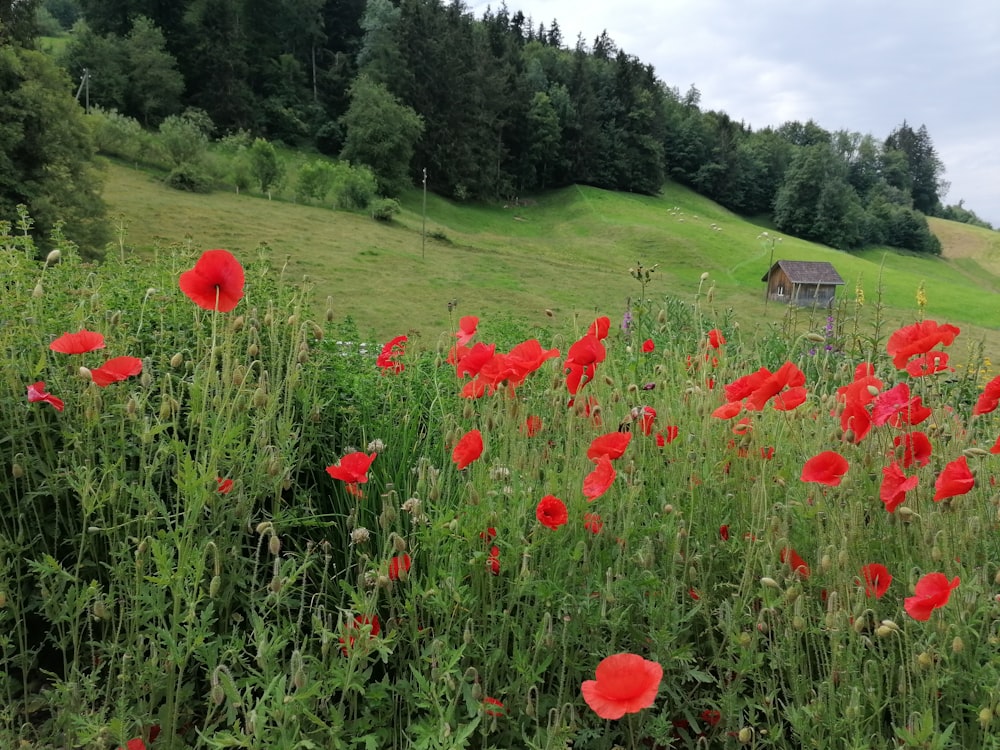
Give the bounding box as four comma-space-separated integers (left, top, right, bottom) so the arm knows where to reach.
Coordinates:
761, 260, 845, 285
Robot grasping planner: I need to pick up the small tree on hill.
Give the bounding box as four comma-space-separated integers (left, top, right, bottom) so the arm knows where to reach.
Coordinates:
249, 138, 283, 197
339, 75, 423, 197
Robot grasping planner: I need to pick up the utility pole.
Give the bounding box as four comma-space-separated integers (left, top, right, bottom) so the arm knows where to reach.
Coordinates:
421, 168, 428, 260
75, 68, 91, 114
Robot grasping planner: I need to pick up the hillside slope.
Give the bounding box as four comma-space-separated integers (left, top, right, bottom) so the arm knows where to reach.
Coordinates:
101, 162, 1000, 349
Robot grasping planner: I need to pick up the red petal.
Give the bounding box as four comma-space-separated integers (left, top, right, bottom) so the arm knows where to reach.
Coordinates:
90, 356, 142, 387
50, 328, 106, 354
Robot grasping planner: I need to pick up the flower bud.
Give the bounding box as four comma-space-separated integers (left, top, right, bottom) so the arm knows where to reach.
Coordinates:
45, 249, 61, 265
32, 282, 43, 298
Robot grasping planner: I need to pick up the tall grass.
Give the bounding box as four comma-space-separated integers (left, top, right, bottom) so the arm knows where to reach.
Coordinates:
3, 209, 1000, 749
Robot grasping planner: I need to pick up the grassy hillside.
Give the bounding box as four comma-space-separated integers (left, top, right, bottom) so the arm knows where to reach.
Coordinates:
101, 161, 1000, 353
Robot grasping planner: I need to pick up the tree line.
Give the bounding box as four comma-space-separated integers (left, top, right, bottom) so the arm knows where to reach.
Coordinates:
5, 0, 995, 255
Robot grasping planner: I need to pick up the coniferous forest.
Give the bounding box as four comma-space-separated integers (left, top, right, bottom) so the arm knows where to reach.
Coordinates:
5, 0, 996, 255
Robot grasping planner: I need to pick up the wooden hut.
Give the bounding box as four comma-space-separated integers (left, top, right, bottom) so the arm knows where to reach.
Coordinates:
761, 260, 845, 307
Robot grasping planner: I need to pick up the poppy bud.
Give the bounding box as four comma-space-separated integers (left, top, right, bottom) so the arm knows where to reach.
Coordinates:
32, 282, 43, 298
79, 366, 93, 381
269, 534, 281, 556
45, 249, 61, 265
760, 577, 780, 590
700, 272, 709, 282
916, 651, 934, 669
952, 636, 964, 654
92, 600, 108, 620
738, 727, 753, 744
804, 332, 826, 343
792, 615, 806, 631
875, 625, 896, 638
211, 682, 225, 706
980, 708, 993, 728
209, 575, 222, 598
247, 343, 259, 357
287, 314, 299, 326
264, 313, 274, 327
12, 462, 24, 479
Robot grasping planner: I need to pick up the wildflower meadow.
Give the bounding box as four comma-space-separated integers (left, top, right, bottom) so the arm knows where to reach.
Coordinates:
5, 210, 1000, 749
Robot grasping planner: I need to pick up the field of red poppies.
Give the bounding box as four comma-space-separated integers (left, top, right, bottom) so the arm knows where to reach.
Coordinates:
5, 219, 1000, 749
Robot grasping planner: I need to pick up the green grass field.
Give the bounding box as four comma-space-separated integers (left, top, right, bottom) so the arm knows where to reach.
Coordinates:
101, 161, 1000, 353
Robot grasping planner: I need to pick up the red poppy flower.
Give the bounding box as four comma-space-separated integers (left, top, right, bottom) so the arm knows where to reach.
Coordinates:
587, 432, 631, 462
339, 614, 380, 654
27, 381, 64, 411
89, 356, 143, 387
880, 462, 918, 512
216, 477, 234, 494
780, 547, 810, 578
480, 527, 497, 542
568, 334, 606, 367
707, 329, 726, 349
50, 328, 105, 354
487, 545, 500, 575
991, 433, 1000, 455
452, 429, 484, 470
388, 554, 411, 580
505, 339, 560, 386
886, 320, 960, 370
536, 495, 568, 530
642, 339, 655, 353
839, 400, 872, 443
377, 335, 407, 374
587, 316, 611, 340
701, 708, 722, 727
933, 456, 974, 501
711, 401, 742, 420
659, 425, 679, 445
772, 386, 808, 411
800, 451, 849, 486
581, 653, 663, 720
455, 315, 478, 346
521, 415, 543, 437
894, 431, 932, 468
719, 524, 729, 541
452, 342, 496, 379
904, 573, 960, 620
872, 383, 930, 427
178, 249, 245, 312
483, 696, 505, 717
905, 351, 951, 378
637, 406, 656, 436
119, 740, 146, 750
583, 456, 616, 501
724, 367, 770, 402
584, 513, 603, 534
760, 446, 775, 460
743, 361, 806, 411
325, 451, 377, 496
975, 375, 1000, 415
861, 563, 892, 599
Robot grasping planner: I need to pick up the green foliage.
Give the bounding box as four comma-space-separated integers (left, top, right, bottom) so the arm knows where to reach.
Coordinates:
158, 110, 211, 167
333, 161, 378, 210
5, 209, 1000, 749
339, 75, 423, 198
87, 106, 153, 163
369, 197, 400, 221
294, 158, 336, 204
248, 137, 283, 196
0, 42, 107, 253
164, 161, 213, 193
123, 15, 184, 125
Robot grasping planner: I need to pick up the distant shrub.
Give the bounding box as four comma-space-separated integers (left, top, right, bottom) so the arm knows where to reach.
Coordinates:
295, 159, 336, 204
164, 162, 213, 193
370, 197, 401, 222
88, 107, 153, 163
334, 162, 378, 210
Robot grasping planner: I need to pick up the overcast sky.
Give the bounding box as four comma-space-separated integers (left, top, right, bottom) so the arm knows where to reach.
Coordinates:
471, 0, 1000, 227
